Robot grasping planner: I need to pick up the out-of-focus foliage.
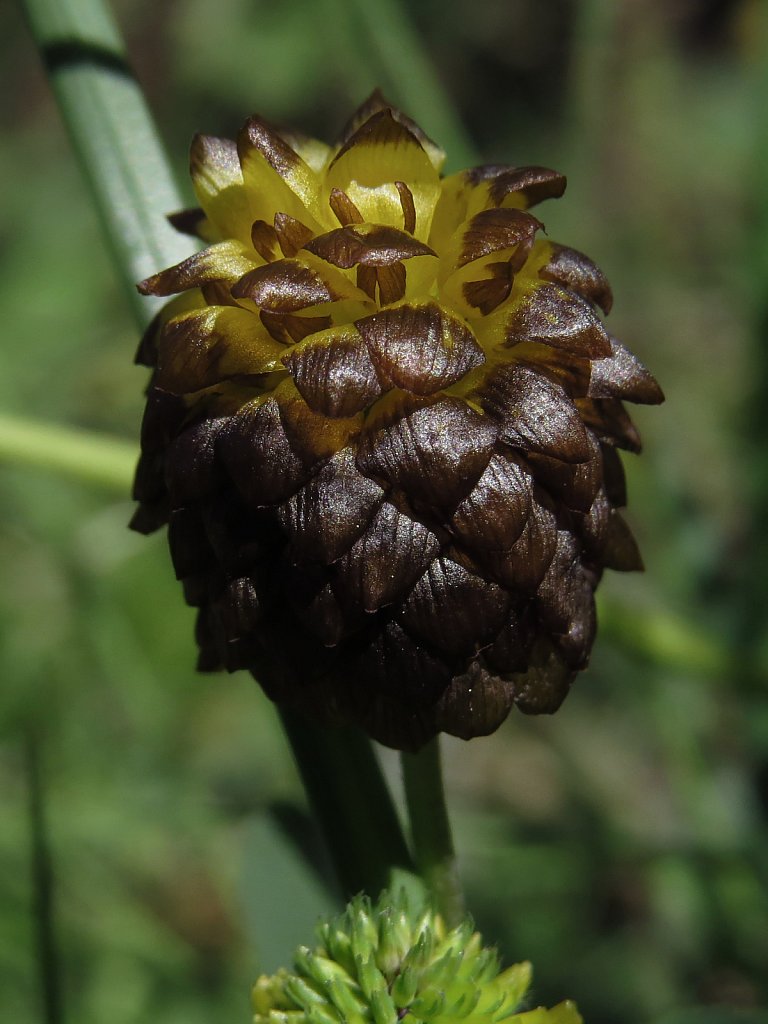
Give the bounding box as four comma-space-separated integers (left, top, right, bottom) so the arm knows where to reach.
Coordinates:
1, 1, 766, 1022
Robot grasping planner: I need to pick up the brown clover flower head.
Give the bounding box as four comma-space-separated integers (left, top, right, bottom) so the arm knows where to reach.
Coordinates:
133, 91, 663, 751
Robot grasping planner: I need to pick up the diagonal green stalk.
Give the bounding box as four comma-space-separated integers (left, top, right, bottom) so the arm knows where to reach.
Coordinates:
401, 738, 464, 927
20, 0, 193, 327
21, 0, 415, 908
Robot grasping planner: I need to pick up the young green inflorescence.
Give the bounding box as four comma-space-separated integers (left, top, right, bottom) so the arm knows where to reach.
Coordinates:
252, 891, 581, 1024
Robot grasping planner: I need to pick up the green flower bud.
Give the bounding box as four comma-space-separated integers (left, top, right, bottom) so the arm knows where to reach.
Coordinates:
389, 965, 418, 1007
251, 890, 583, 1024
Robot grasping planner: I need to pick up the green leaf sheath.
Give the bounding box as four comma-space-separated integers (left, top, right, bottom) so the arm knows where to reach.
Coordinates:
20, 0, 194, 329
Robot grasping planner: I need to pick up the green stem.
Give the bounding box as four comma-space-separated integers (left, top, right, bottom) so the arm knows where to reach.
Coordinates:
279, 708, 415, 898
0, 413, 135, 493
20, 0, 193, 328
25, 727, 63, 1024
401, 737, 464, 927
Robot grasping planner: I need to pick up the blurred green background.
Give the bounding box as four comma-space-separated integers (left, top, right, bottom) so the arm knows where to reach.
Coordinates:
1, 0, 767, 1021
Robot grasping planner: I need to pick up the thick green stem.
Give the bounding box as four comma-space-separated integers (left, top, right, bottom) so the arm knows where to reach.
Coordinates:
25, 728, 63, 1024
20, 0, 193, 328
401, 737, 464, 927
279, 708, 415, 898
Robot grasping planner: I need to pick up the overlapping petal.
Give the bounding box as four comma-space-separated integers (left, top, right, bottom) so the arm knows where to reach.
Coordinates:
189, 134, 251, 244
237, 115, 326, 232
139, 240, 256, 296
325, 110, 441, 241
153, 305, 286, 393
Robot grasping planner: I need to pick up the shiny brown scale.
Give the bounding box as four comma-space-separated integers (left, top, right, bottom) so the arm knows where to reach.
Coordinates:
133, 91, 663, 750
